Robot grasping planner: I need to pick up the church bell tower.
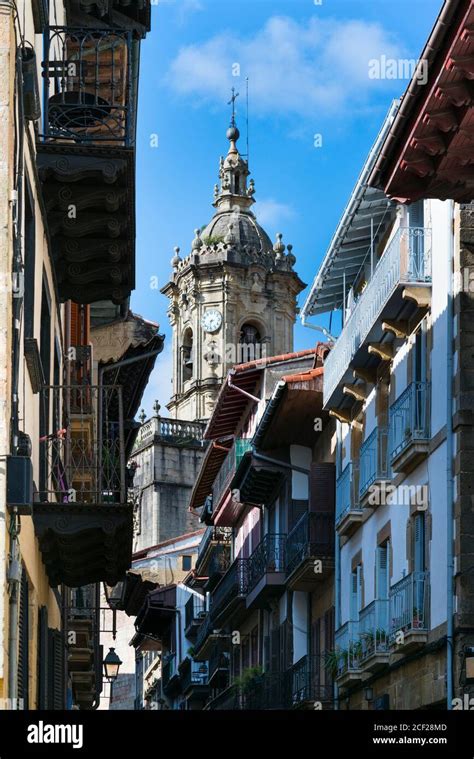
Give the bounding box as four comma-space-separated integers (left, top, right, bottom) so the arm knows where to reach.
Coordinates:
161, 97, 306, 422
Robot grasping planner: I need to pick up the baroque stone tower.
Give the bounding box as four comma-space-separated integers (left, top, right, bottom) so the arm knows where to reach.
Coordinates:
161, 111, 305, 422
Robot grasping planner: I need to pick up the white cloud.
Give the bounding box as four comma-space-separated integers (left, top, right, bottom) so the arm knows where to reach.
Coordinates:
256, 198, 295, 228
140, 341, 174, 417
167, 15, 403, 119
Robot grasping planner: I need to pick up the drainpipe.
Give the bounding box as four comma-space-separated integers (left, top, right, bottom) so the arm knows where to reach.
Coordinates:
227, 374, 260, 403
301, 315, 336, 343
446, 200, 455, 709
7, 515, 21, 701
334, 422, 343, 710
251, 447, 310, 476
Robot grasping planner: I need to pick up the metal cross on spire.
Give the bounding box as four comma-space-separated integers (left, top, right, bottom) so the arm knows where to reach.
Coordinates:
228, 87, 239, 126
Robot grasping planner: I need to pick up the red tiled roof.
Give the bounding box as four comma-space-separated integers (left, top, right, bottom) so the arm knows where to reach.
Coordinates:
369, 0, 474, 202
233, 347, 323, 373
282, 366, 324, 383
204, 343, 329, 441
188, 438, 233, 512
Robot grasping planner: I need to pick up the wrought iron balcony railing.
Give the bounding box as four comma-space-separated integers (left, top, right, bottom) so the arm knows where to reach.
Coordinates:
359, 426, 390, 499
286, 511, 334, 576
38, 385, 126, 504
194, 613, 215, 654
41, 27, 133, 145
212, 438, 252, 508
241, 671, 288, 710
179, 657, 208, 692
289, 654, 334, 705
389, 382, 430, 463
247, 534, 286, 592
162, 653, 179, 689
324, 227, 432, 406
184, 594, 206, 635
389, 570, 430, 640
358, 599, 389, 663
333, 621, 361, 677
208, 644, 230, 683
197, 526, 232, 563
211, 558, 249, 620
335, 463, 361, 525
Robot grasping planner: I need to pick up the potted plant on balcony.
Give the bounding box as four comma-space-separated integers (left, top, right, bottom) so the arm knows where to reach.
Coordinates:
412, 608, 423, 629
325, 648, 348, 676
232, 665, 264, 695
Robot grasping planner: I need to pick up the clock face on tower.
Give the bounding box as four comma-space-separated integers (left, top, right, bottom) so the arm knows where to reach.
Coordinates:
201, 309, 222, 333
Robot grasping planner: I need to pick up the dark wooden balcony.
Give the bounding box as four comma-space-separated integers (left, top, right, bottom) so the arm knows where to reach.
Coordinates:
210, 559, 249, 627
195, 525, 232, 582
184, 594, 206, 642
246, 535, 286, 610
66, 586, 102, 710
288, 654, 334, 709
37, 26, 138, 304
208, 644, 230, 689
162, 654, 181, 698
192, 613, 221, 661
178, 657, 209, 705
33, 384, 133, 587
286, 512, 334, 591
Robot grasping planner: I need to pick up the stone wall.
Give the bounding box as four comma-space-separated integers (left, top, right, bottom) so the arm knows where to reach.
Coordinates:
132, 436, 205, 551
342, 647, 446, 710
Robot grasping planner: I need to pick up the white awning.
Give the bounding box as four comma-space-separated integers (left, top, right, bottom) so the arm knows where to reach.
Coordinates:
302, 100, 400, 318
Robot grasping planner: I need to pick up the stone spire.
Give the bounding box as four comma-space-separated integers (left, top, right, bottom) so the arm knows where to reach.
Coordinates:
213, 111, 255, 214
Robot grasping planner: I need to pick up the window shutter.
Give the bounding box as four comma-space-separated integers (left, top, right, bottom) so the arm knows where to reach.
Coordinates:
357, 565, 363, 611
324, 607, 335, 652
309, 463, 335, 513
48, 629, 65, 710
17, 570, 29, 709
350, 571, 358, 620
414, 513, 425, 572
409, 199, 424, 228
270, 627, 280, 673
37, 607, 48, 709
376, 544, 389, 600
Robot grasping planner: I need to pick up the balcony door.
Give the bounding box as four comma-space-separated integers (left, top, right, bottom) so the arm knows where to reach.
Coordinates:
408, 200, 425, 277
376, 542, 390, 601
350, 565, 363, 621
413, 513, 426, 617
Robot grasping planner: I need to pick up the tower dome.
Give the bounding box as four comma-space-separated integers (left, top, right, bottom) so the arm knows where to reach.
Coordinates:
199, 113, 275, 256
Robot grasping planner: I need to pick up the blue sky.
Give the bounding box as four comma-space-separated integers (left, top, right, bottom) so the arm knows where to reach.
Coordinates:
134, 0, 443, 414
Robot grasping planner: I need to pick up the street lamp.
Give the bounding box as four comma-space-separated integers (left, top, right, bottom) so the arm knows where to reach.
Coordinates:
103, 648, 122, 682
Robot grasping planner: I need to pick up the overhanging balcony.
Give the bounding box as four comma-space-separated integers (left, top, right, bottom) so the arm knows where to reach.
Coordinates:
184, 595, 206, 641
246, 534, 286, 610
289, 654, 334, 708
179, 657, 209, 704
211, 438, 252, 520
389, 382, 430, 473
358, 599, 390, 672
286, 512, 334, 590
193, 613, 221, 662
210, 558, 249, 627
323, 227, 432, 411
208, 643, 230, 688
37, 26, 138, 304
336, 463, 362, 537
333, 621, 362, 688
389, 571, 430, 652
162, 653, 181, 698
359, 426, 391, 507
33, 385, 133, 587
195, 526, 232, 579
